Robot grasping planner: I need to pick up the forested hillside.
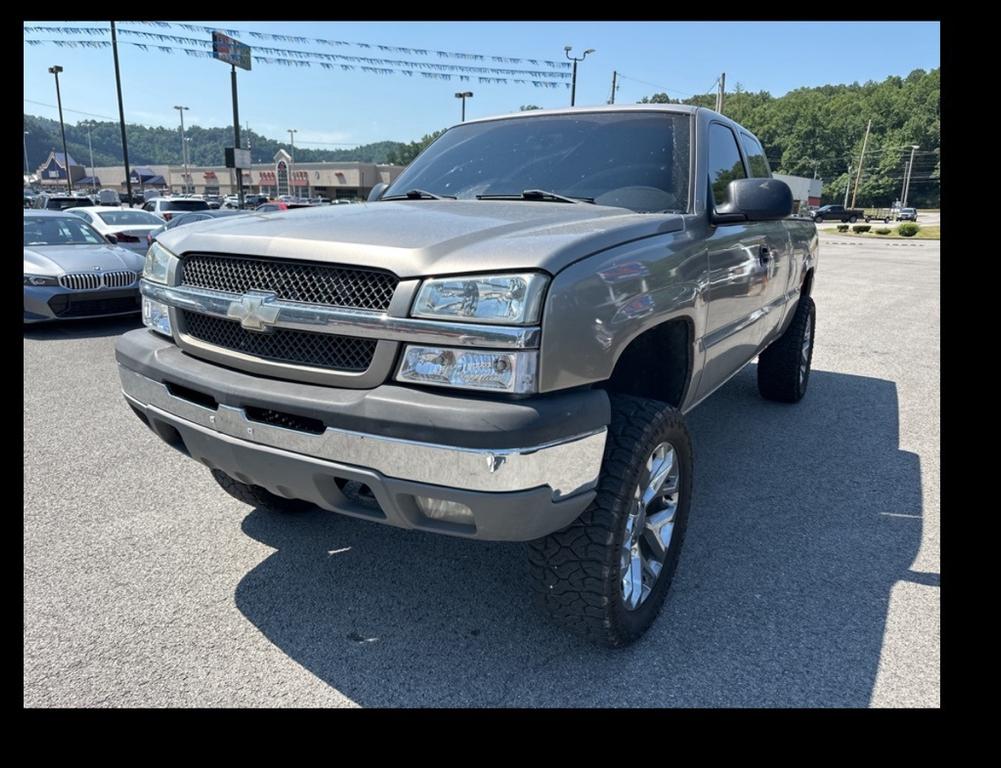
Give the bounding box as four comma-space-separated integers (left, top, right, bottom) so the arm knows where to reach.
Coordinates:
22, 113, 406, 170
640, 68, 940, 206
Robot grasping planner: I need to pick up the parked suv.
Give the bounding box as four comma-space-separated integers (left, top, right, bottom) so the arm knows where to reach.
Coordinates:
117, 105, 818, 646
143, 197, 211, 221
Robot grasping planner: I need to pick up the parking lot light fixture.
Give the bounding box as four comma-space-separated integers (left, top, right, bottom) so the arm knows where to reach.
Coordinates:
48, 65, 72, 193
454, 91, 474, 122
564, 47, 595, 108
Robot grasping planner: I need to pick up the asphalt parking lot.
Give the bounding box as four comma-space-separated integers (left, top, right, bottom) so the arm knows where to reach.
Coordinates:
23, 233, 940, 708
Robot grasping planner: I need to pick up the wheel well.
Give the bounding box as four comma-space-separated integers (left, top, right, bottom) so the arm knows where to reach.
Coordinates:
599, 318, 692, 408
801, 268, 815, 298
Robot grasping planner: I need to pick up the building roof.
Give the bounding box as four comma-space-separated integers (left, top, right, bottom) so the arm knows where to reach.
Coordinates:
52, 152, 78, 168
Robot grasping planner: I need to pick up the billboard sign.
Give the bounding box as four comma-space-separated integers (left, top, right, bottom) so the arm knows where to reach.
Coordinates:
212, 31, 252, 71
225, 147, 252, 169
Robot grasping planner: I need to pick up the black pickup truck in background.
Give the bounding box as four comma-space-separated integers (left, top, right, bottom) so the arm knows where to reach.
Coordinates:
809, 204, 864, 223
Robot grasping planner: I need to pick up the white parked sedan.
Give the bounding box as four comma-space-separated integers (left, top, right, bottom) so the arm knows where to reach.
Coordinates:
66, 206, 166, 254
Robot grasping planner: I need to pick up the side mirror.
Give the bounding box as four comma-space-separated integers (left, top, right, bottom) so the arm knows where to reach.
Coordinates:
368, 182, 388, 202
105, 234, 118, 244
712, 178, 793, 225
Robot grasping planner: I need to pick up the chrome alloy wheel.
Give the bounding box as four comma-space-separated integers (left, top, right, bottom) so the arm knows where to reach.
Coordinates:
620, 441, 681, 611
800, 316, 813, 386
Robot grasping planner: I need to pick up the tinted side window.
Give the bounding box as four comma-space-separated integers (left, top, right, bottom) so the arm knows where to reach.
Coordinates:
740, 133, 771, 178
708, 124, 746, 206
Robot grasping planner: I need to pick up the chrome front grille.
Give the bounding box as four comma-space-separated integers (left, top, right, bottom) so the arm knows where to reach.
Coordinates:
58, 271, 138, 291
179, 254, 398, 311
180, 310, 377, 372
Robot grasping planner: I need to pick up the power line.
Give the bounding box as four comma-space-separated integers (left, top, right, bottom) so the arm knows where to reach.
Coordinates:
24, 98, 118, 121
615, 73, 700, 99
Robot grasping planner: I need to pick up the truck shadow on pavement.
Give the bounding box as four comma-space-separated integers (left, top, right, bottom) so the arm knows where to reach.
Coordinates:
23, 315, 142, 340
234, 366, 927, 707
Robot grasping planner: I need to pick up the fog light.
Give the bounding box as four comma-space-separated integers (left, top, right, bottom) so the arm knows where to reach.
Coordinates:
415, 496, 475, 526
142, 297, 172, 337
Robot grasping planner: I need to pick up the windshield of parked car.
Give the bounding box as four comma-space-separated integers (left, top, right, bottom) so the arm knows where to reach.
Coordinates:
24, 216, 106, 246
97, 210, 163, 226
160, 200, 210, 212
384, 112, 691, 213
46, 197, 94, 210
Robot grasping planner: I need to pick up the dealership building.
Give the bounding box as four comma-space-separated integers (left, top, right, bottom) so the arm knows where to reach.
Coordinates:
35, 148, 403, 200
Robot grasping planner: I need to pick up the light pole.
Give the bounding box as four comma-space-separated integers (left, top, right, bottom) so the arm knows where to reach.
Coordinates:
902, 144, 919, 209
288, 128, 297, 198
83, 120, 96, 192
174, 105, 189, 194
564, 46, 595, 107
48, 65, 72, 193
185, 137, 193, 194
454, 91, 473, 122
23, 130, 30, 182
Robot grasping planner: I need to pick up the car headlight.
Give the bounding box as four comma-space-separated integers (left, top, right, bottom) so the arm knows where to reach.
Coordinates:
142, 241, 177, 285
23, 275, 59, 286
397, 346, 537, 394
412, 273, 548, 325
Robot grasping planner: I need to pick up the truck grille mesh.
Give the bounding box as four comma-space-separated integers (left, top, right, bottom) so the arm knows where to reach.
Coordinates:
181, 311, 376, 372
179, 254, 397, 311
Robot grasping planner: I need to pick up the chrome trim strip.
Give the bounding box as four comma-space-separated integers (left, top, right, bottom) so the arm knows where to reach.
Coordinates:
141, 281, 540, 350
120, 365, 605, 497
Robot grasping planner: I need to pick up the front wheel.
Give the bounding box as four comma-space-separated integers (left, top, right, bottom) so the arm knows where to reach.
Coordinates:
529, 395, 693, 647
814, 216, 824, 223
757, 295, 816, 403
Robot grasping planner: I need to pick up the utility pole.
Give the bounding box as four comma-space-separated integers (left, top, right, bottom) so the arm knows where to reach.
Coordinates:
716, 72, 726, 114
843, 164, 851, 208
608, 70, 618, 104
48, 65, 72, 194
850, 118, 872, 209
231, 65, 244, 209
902, 144, 919, 208
85, 121, 95, 191
174, 105, 189, 194
23, 130, 30, 181
111, 22, 134, 207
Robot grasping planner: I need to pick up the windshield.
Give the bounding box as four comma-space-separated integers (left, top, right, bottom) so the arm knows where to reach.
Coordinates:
385, 112, 691, 213
24, 216, 106, 246
97, 210, 163, 226
161, 200, 210, 212
46, 197, 94, 210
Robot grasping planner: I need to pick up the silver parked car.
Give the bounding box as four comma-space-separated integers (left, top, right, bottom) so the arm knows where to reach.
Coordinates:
23, 210, 144, 323
66, 206, 166, 254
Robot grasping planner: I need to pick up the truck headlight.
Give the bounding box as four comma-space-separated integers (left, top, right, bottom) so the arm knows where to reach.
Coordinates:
142, 241, 177, 285
397, 346, 537, 394
412, 273, 548, 325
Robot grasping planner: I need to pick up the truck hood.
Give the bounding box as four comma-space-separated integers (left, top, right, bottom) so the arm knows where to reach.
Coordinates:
156, 200, 685, 277
23, 244, 145, 275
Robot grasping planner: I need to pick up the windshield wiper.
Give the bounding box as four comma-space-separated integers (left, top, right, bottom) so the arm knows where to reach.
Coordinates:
381, 189, 456, 201
476, 189, 595, 204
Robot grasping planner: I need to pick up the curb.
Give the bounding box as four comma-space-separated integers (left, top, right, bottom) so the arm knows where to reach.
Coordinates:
822, 239, 932, 247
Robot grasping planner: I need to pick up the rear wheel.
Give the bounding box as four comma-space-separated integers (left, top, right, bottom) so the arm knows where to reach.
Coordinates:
757, 295, 816, 403
814, 216, 824, 223
528, 395, 693, 647
210, 468, 314, 513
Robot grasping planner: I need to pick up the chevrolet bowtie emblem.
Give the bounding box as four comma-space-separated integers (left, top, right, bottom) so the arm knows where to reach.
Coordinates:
227, 291, 280, 332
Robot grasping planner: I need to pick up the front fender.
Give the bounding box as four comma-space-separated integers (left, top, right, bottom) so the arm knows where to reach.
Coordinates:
538, 228, 708, 393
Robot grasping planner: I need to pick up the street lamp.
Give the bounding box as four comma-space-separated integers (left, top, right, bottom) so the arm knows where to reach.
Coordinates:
82, 120, 96, 192
185, 137, 193, 195
564, 46, 595, 107
454, 91, 473, 122
48, 65, 72, 193
23, 130, 30, 181
901, 144, 920, 209
288, 129, 297, 197
174, 105, 189, 194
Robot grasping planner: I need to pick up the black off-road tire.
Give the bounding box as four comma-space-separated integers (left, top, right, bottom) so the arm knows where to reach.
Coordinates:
210, 468, 314, 513
757, 294, 816, 403
528, 395, 693, 648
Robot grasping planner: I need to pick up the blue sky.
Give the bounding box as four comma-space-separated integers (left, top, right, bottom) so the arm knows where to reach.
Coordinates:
24, 21, 940, 150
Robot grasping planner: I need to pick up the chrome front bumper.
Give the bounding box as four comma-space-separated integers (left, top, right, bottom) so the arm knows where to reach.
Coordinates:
118, 365, 606, 498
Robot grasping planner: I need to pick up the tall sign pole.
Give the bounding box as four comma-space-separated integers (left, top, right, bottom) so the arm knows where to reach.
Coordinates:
110, 22, 134, 207
212, 31, 251, 210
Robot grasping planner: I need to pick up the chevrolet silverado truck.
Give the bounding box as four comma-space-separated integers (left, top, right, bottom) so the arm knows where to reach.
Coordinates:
116, 105, 818, 647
